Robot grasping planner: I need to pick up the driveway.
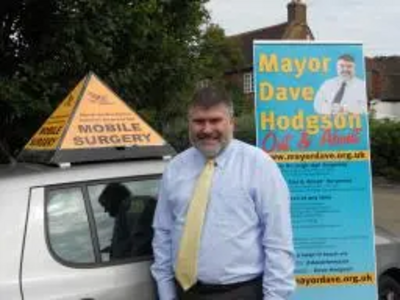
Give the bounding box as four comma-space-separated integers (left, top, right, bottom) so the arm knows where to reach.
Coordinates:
374, 179, 400, 235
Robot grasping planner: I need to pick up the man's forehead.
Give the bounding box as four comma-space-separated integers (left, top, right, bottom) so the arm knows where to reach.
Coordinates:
338, 59, 354, 66
189, 104, 230, 117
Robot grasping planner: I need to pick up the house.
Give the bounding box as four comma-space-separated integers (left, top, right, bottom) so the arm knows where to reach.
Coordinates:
223, 0, 399, 119
366, 57, 400, 119
225, 0, 314, 103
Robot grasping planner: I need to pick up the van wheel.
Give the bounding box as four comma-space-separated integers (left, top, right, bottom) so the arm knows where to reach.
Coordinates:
379, 275, 400, 300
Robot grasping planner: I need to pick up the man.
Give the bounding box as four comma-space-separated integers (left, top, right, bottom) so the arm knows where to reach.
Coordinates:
99, 183, 134, 259
99, 183, 155, 259
151, 86, 295, 299
314, 54, 367, 114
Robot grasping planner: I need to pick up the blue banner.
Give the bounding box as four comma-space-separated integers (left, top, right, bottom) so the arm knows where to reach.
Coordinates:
253, 42, 377, 300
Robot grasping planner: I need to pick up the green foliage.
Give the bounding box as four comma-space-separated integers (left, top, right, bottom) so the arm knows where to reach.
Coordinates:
369, 118, 400, 181
163, 116, 190, 152
196, 24, 246, 114
196, 24, 244, 84
0, 0, 209, 153
234, 113, 256, 145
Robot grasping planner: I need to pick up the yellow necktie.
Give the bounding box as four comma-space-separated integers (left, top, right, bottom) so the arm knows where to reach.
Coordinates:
175, 159, 215, 291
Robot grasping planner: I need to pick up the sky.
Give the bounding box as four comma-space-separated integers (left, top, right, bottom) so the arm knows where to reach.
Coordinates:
206, 0, 400, 57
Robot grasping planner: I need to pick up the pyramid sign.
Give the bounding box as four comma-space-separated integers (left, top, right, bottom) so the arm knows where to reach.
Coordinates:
18, 72, 175, 164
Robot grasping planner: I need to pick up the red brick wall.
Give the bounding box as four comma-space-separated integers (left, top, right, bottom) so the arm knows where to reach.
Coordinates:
366, 57, 400, 101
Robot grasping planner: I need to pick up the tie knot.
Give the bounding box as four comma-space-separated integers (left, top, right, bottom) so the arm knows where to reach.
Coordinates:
206, 159, 215, 167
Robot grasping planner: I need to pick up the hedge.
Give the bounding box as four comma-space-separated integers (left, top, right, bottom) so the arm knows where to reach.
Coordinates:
165, 114, 400, 182
369, 118, 400, 181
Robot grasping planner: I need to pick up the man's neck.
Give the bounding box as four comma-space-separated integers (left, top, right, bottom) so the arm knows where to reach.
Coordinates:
197, 139, 234, 161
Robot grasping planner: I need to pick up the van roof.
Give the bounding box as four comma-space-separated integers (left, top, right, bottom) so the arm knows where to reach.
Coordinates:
0, 162, 51, 179
0, 159, 167, 192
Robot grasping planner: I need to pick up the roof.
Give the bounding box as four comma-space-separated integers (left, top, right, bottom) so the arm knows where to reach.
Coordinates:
0, 162, 49, 180
0, 159, 167, 192
224, 1, 314, 71
229, 23, 289, 67
228, 23, 313, 69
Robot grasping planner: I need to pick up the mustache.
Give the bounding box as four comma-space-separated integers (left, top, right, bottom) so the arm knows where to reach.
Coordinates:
196, 132, 221, 140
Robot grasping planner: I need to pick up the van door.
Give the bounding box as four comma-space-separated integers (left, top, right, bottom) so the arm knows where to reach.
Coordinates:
21, 177, 159, 300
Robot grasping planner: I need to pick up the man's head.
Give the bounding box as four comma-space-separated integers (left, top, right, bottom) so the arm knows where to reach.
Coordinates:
99, 183, 131, 217
337, 54, 356, 82
188, 86, 234, 158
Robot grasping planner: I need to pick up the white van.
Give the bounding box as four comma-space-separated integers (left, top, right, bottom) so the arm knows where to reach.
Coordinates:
0, 158, 167, 300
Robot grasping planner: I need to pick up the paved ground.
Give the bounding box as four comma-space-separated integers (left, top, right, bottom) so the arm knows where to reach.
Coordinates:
374, 180, 400, 235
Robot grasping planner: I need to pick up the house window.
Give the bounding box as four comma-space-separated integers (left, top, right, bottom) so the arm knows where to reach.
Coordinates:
197, 79, 210, 89
243, 72, 253, 94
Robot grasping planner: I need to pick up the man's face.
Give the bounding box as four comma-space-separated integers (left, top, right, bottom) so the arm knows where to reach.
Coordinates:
189, 103, 234, 158
337, 59, 355, 81
102, 201, 119, 217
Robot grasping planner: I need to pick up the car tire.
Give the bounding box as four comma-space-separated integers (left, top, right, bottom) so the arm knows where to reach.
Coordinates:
379, 275, 400, 300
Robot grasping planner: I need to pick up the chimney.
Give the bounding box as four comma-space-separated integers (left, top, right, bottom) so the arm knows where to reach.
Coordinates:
287, 0, 307, 24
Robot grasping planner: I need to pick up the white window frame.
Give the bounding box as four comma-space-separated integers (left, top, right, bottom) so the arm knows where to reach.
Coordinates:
197, 79, 210, 89
243, 72, 253, 94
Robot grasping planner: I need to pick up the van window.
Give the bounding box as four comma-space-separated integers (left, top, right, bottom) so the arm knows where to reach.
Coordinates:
88, 179, 158, 262
47, 188, 95, 264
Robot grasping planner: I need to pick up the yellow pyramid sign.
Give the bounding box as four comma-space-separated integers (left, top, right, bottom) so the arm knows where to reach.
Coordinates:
19, 73, 175, 164
25, 79, 84, 150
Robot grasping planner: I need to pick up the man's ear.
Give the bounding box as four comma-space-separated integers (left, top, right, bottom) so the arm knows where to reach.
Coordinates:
231, 116, 236, 128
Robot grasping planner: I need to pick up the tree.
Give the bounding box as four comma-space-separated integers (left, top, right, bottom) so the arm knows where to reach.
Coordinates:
196, 24, 245, 115
160, 24, 246, 151
0, 0, 209, 154
196, 24, 243, 83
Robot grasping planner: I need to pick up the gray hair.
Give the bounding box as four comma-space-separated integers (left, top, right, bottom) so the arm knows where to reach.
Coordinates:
338, 54, 355, 63
189, 86, 234, 117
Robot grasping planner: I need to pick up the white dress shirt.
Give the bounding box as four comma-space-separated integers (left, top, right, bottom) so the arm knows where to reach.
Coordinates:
151, 139, 296, 300
314, 76, 368, 114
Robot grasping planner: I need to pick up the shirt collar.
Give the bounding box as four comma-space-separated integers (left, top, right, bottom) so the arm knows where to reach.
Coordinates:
214, 139, 236, 169
194, 139, 237, 169
338, 76, 355, 85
